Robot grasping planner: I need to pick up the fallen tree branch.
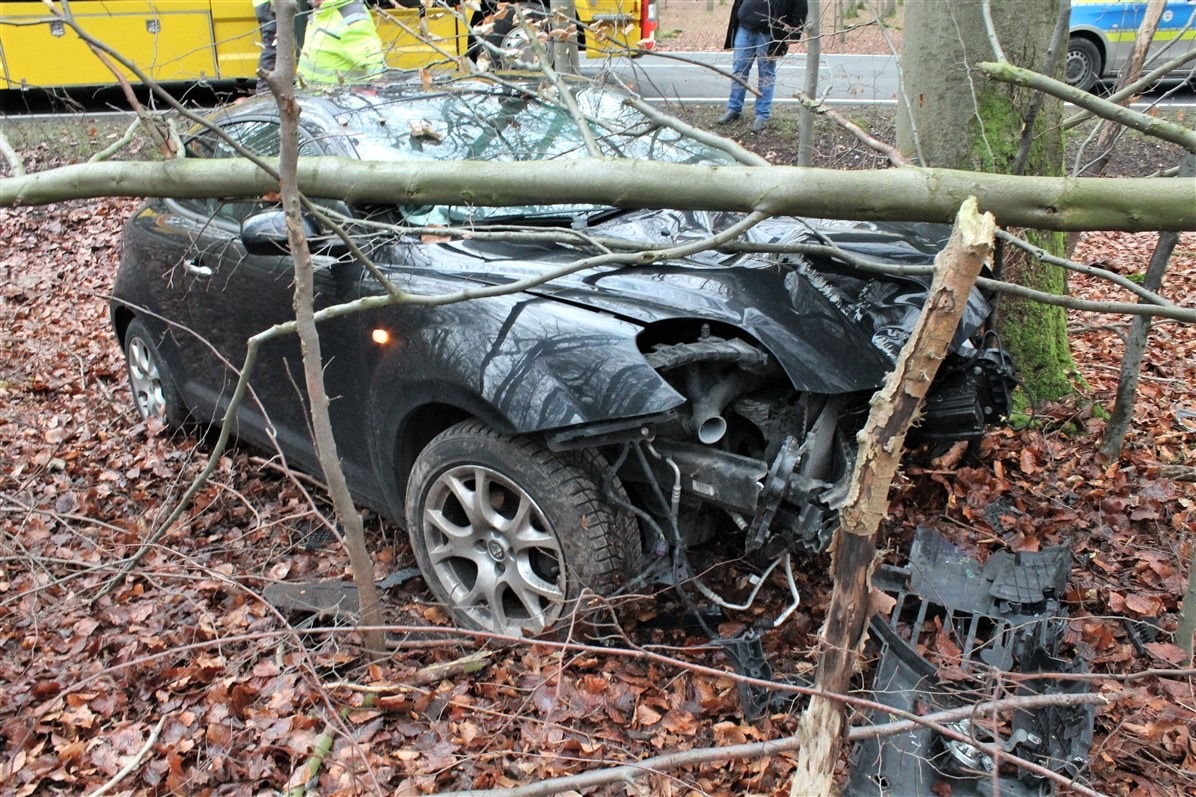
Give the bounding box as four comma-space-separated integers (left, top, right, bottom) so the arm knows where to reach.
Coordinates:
1063, 48, 1196, 130
792, 89, 909, 166
5, 157, 1194, 232
0, 128, 25, 178
976, 60, 1196, 152
433, 692, 1112, 797
792, 197, 996, 795
1160, 465, 1196, 482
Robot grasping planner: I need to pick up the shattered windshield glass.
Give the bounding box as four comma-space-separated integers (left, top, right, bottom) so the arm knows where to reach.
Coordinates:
334, 83, 738, 226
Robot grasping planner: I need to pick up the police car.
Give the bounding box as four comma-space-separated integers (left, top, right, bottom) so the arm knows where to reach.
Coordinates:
1068, 0, 1196, 90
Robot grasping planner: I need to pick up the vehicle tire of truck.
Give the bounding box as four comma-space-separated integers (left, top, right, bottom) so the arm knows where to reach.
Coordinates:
1066, 36, 1102, 92
405, 419, 641, 636
123, 317, 187, 428
480, 4, 549, 68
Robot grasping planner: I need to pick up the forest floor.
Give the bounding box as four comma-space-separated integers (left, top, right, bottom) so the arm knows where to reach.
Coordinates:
1, 4, 1195, 796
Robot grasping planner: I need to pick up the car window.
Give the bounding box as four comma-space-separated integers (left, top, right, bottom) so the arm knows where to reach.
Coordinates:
178, 120, 321, 226
332, 84, 737, 226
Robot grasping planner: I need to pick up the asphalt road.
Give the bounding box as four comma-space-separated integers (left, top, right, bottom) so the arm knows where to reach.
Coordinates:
3, 51, 1194, 116
584, 50, 1196, 110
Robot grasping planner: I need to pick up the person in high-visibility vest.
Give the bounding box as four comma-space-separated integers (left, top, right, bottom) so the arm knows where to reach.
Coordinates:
253, 0, 312, 92
297, 0, 386, 85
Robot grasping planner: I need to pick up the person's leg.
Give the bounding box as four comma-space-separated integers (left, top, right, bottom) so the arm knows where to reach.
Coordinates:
736, 27, 775, 130
754, 46, 778, 128
254, 1, 278, 93
719, 25, 757, 123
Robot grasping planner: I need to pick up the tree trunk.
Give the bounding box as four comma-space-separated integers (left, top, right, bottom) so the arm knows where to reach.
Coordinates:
789, 198, 997, 794
898, 0, 1075, 403
549, 0, 579, 74
798, 0, 821, 167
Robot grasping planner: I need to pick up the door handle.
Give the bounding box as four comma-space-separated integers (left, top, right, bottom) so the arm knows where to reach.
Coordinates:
184, 259, 213, 277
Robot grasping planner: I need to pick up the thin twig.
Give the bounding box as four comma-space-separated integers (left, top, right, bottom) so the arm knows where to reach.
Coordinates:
85, 715, 167, 797
791, 89, 908, 165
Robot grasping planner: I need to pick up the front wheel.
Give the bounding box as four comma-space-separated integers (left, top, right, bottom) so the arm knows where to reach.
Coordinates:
1065, 36, 1102, 92
405, 420, 640, 636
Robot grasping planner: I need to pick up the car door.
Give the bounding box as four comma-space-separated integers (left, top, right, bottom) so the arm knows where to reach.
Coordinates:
1098, 1, 1196, 77
1153, 1, 1196, 75
177, 118, 374, 488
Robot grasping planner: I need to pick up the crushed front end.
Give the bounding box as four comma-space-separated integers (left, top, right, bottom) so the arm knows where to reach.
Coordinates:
849, 527, 1094, 796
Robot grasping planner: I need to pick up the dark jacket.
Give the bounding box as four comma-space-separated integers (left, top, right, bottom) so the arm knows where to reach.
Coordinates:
723, 0, 808, 57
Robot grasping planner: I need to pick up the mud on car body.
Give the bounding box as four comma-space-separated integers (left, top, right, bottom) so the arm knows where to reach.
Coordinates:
110, 75, 1015, 638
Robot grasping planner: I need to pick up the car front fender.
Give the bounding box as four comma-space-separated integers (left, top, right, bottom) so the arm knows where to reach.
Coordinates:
365, 291, 684, 435
362, 289, 685, 513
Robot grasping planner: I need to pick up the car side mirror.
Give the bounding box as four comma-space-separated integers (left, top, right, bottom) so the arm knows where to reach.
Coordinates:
241, 210, 350, 258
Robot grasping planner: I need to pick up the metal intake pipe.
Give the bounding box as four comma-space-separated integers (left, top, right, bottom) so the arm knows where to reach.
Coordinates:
686, 368, 753, 445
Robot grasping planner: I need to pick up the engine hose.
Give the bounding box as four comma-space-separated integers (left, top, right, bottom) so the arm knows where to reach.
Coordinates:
634, 442, 716, 638
604, 442, 668, 560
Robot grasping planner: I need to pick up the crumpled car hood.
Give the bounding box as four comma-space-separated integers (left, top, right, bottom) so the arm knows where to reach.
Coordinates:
422, 210, 991, 394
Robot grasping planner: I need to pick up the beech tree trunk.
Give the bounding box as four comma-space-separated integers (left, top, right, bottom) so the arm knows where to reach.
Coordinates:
549, 0, 579, 73
789, 197, 996, 794
898, 0, 1075, 403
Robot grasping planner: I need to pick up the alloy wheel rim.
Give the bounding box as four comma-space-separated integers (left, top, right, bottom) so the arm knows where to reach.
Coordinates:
421, 464, 566, 635
127, 337, 166, 419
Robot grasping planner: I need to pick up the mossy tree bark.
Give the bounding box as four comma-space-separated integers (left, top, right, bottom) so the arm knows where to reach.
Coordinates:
898, 0, 1075, 402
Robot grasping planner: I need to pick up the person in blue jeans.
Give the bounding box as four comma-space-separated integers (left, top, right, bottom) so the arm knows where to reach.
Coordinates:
718, 0, 808, 132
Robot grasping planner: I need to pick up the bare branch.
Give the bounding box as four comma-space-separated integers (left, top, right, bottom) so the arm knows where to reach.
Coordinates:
432, 693, 1111, 797
88, 118, 143, 163
977, 60, 1196, 152
995, 228, 1179, 309
515, 9, 600, 156
792, 89, 909, 165
0, 128, 24, 177
1064, 48, 1196, 131
616, 87, 771, 167
979, 0, 1006, 63
84, 715, 167, 797
36, 1, 175, 158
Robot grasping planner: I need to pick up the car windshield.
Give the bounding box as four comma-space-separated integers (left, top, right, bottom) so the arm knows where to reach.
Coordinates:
332, 82, 738, 225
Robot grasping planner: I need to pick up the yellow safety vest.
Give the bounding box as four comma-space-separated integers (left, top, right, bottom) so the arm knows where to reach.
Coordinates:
297, 0, 386, 85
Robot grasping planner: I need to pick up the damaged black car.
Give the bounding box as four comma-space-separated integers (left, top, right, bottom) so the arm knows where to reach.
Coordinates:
111, 75, 1015, 637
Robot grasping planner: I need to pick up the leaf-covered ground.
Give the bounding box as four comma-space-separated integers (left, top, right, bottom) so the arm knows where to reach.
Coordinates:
2, 6, 1194, 790
2, 187, 1194, 796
